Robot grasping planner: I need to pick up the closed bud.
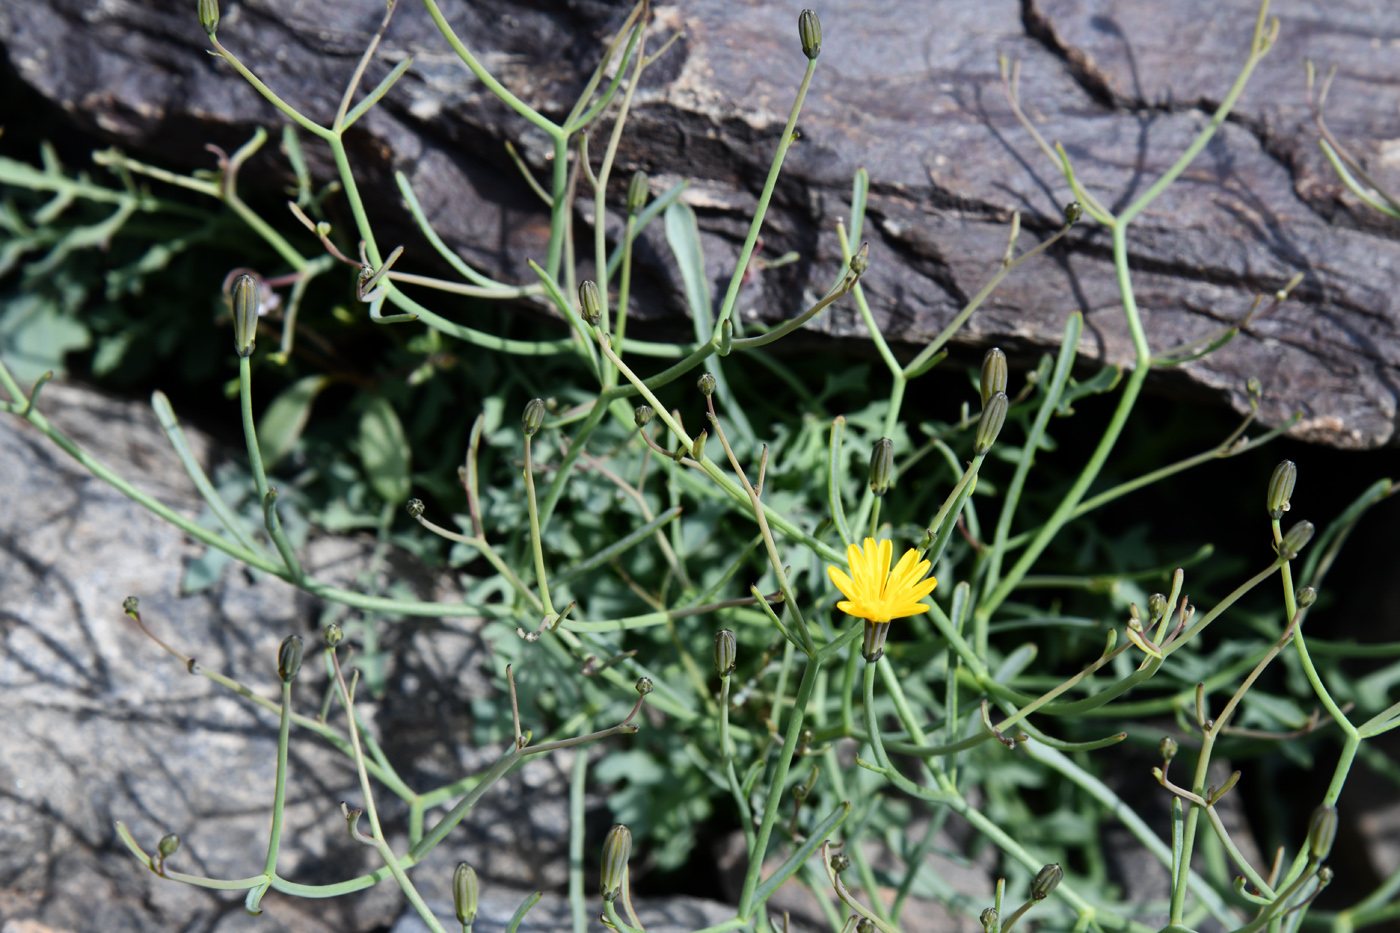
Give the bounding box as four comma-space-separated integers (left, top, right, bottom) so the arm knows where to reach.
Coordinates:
975, 391, 1009, 456
406, 498, 425, 518
1247, 377, 1263, 397
1297, 586, 1317, 609
626, 170, 650, 215
600, 824, 632, 901
636, 677, 653, 696
1317, 866, 1334, 887
1031, 863, 1062, 901
797, 9, 822, 59
980, 347, 1008, 406
868, 437, 894, 497
278, 634, 303, 683
122, 596, 140, 617
857, 920, 875, 933
1159, 736, 1178, 762
714, 629, 737, 676
849, 241, 869, 276
522, 398, 546, 438
198, 0, 219, 34
634, 404, 654, 428
232, 273, 259, 358
980, 908, 999, 933
1267, 460, 1297, 520
1280, 520, 1315, 560
1308, 804, 1337, 861
578, 280, 603, 327
453, 862, 479, 925
1148, 593, 1168, 621
158, 833, 180, 859
324, 621, 343, 647
829, 851, 851, 874
697, 372, 717, 397
1064, 201, 1082, 224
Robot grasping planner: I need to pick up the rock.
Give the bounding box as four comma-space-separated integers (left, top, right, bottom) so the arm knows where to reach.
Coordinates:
389, 891, 737, 933
1, 0, 1397, 447
0, 381, 610, 931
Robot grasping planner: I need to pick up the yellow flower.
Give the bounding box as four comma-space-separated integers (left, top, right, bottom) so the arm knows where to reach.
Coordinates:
827, 538, 937, 623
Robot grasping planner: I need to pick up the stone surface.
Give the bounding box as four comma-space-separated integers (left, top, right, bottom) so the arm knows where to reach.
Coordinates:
0, 381, 615, 931
1, 1, 1399, 447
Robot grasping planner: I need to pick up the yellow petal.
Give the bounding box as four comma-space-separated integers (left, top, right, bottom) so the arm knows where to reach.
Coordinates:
827, 565, 857, 601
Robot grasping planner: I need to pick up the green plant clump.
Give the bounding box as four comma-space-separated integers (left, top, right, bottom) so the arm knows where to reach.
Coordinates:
2, 2, 1398, 933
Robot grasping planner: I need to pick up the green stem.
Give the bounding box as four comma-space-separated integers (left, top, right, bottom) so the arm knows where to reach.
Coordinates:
523, 434, 556, 616
238, 355, 270, 505
715, 58, 818, 330
738, 651, 822, 917
261, 680, 293, 876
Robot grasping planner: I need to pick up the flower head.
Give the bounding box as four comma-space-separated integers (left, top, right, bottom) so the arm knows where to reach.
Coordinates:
827, 538, 937, 623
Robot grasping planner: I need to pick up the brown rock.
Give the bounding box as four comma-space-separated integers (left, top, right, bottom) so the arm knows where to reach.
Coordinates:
2, 0, 1398, 446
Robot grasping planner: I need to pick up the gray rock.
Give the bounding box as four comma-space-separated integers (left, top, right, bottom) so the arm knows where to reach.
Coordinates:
390, 892, 737, 933
0, 381, 609, 931
2, 1, 1398, 446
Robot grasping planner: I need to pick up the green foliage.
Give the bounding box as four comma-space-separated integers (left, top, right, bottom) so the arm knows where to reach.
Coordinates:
2, 3, 1398, 933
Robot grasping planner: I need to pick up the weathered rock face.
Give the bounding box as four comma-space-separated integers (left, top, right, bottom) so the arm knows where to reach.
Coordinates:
0, 381, 753, 932
2, 0, 1398, 448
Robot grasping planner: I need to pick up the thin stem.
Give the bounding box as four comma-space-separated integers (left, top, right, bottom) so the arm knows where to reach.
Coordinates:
738, 652, 822, 917
715, 58, 818, 331
523, 434, 556, 616
260, 680, 293, 876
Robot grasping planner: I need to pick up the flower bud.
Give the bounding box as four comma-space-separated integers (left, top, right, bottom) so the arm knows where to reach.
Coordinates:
278, 634, 303, 683
1307, 804, 1337, 861
829, 851, 851, 874
857, 920, 875, 933
522, 398, 546, 438
697, 372, 717, 397
600, 823, 632, 901
714, 629, 737, 676
980, 908, 999, 933
122, 596, 140, 617
453, 862, 479, 925
1064, 201, 1082, 224
797, 9, 822, 59
406, 498, 425, 518
633, 405, 654, 429
232, 273, 259, 358
1296, 586, 1317, 609
324, 621, 343, 647
578, 280, 603, 327
980, 347, 1008, 407
1317, 866, 1334, 887
1279, 520, 1315, 560
636, 677, 653, 696
1031, 863, 1062, 901
868, 437, 894, 497
975, 391, 1009, 456
690, 429, 708, 461
198, 0, 219, 35
1159, 736, 1178, 762
158, 833, 181, 859
627, 170, 650, 216
1148, 593, 1168, 622
849, 241, 869, 276
1267, 460, 1297, 520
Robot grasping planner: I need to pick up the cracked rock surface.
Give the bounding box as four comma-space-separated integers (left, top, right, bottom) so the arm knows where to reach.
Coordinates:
0, 381, 737, 932
2, 0, 1399, 446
